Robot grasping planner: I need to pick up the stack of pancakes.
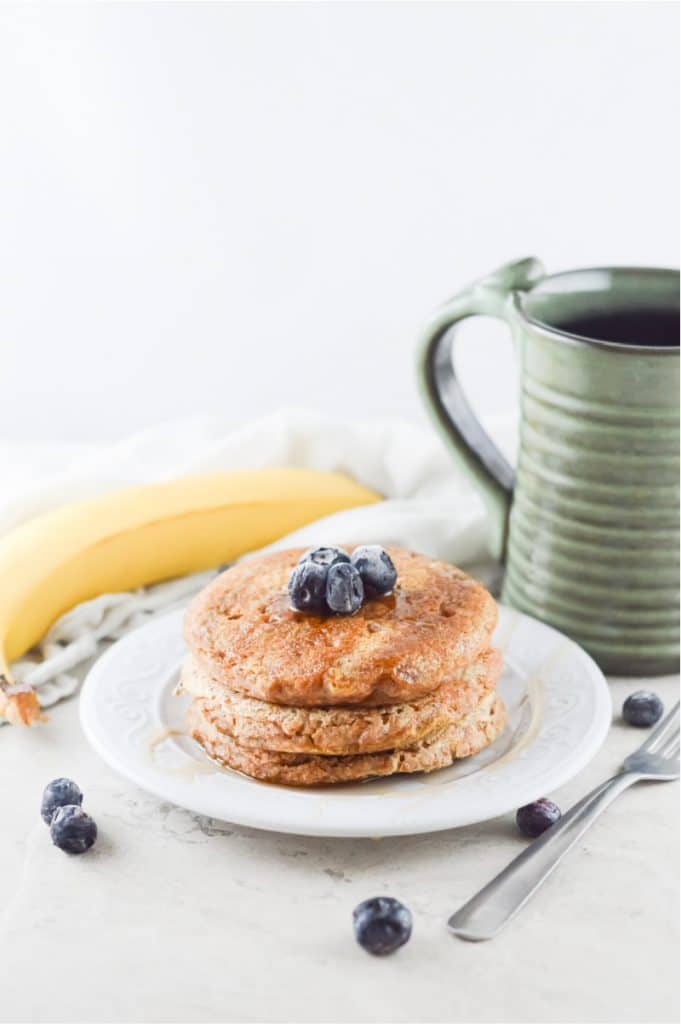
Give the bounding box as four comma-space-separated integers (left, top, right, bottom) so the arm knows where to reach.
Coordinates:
180, 547, 505, 786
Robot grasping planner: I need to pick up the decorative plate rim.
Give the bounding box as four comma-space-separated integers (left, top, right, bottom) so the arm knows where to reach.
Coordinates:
79, 605, 612, 837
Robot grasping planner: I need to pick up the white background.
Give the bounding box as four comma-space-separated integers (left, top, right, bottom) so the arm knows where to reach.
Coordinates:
0, 1, 678, 442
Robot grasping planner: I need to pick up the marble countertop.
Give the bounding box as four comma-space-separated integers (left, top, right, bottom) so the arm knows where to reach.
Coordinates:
0, 675, 678, 1024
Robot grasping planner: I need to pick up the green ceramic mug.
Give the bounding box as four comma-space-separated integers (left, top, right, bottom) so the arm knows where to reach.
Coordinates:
417, 258, 680, 676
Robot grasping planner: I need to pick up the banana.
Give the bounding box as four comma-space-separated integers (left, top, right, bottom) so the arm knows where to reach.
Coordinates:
0, 468, 379, 725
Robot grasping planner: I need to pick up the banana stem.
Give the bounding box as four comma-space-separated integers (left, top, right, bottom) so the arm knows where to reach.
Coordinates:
0, 666, 42, 726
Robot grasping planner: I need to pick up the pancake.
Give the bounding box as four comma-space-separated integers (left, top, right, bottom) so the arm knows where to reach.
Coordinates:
188, 693, 506, 786
184, 546, 498, 707
178, 647, 502, 755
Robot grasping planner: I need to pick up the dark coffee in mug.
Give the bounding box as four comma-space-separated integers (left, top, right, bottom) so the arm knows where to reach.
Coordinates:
552, 310, 679, 348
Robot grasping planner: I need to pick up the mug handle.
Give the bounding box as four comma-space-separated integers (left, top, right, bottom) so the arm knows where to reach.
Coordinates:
417, 257, 545, 561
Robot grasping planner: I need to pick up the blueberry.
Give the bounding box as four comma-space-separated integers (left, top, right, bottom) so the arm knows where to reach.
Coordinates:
353, 897, 412, 956
516, 798, 561, 838
49, 805, 97, 854
326, 562, 364, 614
298, 546, 350, 569
351, 545, 397, 598
40, 778, 83, 825
288, 560, 329, 614
622, 691, 664, 728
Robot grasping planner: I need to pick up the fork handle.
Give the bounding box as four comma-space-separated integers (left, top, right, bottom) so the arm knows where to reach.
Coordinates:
448, 771, 637, 941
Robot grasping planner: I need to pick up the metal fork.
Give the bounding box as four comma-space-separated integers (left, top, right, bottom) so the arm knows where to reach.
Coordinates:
448, 701, 680, 942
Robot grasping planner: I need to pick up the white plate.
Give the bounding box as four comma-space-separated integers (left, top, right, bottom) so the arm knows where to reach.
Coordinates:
80, 606, 611, 837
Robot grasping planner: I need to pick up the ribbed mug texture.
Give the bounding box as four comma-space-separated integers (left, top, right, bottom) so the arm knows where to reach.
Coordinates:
502, 325, 679, 675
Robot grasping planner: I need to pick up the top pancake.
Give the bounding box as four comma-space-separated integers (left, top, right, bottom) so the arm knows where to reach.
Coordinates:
184, 546, 497, 707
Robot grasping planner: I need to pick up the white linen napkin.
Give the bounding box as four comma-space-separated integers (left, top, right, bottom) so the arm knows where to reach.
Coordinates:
4, 409, 503, 710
